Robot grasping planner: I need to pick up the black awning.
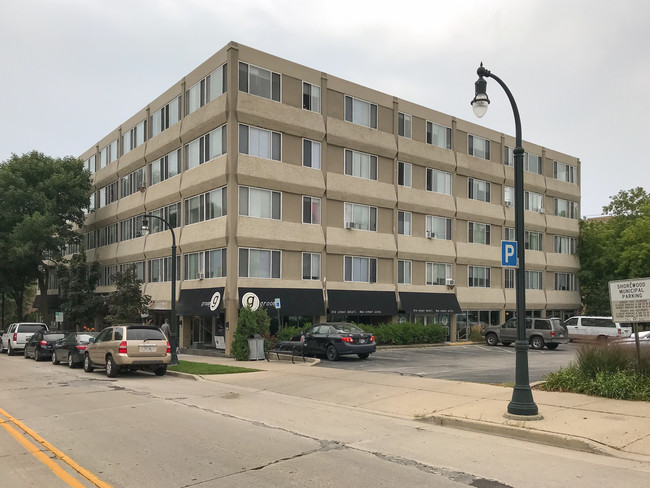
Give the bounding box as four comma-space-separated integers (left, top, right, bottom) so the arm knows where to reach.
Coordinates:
327, 290, 398, 316
238, 288, 325, 317
177, 288, 224, 316
399, 292, 461, 314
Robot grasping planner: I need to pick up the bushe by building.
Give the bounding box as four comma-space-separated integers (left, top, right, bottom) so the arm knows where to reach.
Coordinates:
52, 42, 581, 354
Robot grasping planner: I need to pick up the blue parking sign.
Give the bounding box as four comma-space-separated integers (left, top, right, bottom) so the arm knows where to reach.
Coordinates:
501, 240, 517, 267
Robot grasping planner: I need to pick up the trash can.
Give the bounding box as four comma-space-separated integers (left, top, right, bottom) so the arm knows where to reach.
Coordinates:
248, 334, 265, 360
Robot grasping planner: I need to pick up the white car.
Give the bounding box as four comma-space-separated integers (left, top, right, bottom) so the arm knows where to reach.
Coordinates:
2, 322, 49, 356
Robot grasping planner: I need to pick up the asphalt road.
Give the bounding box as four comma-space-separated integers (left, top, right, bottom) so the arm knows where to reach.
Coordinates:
316, 342, 579, 383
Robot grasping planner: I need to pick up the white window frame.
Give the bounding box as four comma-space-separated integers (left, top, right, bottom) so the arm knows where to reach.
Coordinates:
524, 153, 542, 174
120, 167, 146, 198
344, 149, 377, 180
398, 259, 412, 284
398, 161, 412, 187
555, 272, 577, 291
426, 168, 452, 194
468, 134, 491, 160
398, 112, 412, 138
398, 211, 412, 236
238, 248, 282, 279
344, 95, 377, 129
344, 202, 377, 231
239, 124, 281, 161
148, 203, 181, 234
426, 262, 452, 286
149, 149, 180, 186
468, 177, 491, 202
239, 186, 281, 220
525, 230, 543, 251
185, 187, 227, 225
122, 120, 146, 156
239, 62, 281, 102
525, 270, 543, 290
186, 64, 227, 115
426, 121, 452, 149
185, 125, 227, 170
524, 190, 544, 212
344, 255, 377, 283
468, 265, 491, 288
302, 139, 321, 169
151, 95, 182, 137
553, 161, 576, 183
554, 235, 577, 254
554, 198, 579, 219
302, 196, 321, 225
302, 81, 321, 113
468, 222, 491, 245
426, 215, 452, 240
302, 252, 321, 280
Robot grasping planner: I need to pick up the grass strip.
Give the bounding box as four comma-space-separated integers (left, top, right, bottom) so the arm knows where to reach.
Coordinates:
168, 360, 260, 375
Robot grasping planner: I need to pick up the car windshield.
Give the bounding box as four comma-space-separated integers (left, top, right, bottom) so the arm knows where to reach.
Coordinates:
126, 327, 166, 341
332, 323, 364, 334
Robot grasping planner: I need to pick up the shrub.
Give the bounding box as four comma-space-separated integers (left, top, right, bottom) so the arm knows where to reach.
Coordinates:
469, 324, 484, 342
231, 307, 271, 361
276, 326, 304, 341
362, 322, 446, 346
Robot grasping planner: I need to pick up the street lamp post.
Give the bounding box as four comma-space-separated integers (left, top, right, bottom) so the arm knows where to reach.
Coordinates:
141, 213, 178, 365
471, 63, 539, 417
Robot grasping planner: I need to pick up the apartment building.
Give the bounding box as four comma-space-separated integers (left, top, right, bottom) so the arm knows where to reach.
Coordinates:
65, 42, 580, 354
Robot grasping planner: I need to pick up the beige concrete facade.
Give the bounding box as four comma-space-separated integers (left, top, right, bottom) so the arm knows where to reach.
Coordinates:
71, 42, 581, 353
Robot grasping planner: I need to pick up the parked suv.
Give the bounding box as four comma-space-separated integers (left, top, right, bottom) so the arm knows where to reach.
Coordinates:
2, 322, 48, 356
482, 317, 570, 350
83, 324, 170, 377
563, 316, 632, 342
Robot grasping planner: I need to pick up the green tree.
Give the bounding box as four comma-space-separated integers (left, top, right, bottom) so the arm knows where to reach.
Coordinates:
231, 307, 270, 361
57, 248, 102, 331
0, 151, 92, 321
105, 266, 151, 325
579, 187, 650, 314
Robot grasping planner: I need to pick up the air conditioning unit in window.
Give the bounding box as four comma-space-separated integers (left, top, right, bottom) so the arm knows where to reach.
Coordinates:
446, 278, 455, 287
505, 201, 512, 207
538, 207, 545, 214
198, 271, 205, 280
425, 231, 434, 239
345, 222, 354, 229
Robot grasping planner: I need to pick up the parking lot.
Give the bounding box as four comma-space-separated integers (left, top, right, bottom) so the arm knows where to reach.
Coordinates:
316, 342, 579, 384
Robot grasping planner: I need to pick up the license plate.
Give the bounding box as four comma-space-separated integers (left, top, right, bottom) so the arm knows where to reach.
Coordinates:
139, 345, 155, 352
358, 338, 367, 344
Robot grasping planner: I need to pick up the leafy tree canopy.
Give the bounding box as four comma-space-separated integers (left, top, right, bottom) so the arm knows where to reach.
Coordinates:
57, 249, 102, 330
105, 266, 151, 325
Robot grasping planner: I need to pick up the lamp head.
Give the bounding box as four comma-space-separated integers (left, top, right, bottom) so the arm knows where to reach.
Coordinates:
141, 215, 150, 236
471, 63, 490, 118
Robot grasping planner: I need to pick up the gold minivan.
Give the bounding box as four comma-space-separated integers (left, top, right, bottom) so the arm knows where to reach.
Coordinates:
83, 325, 170, 377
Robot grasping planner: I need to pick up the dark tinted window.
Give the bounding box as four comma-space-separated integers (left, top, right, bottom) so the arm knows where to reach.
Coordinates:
19, 324, 47, 333
331, 323, 364, 333
564, 317, 578, 326
525, 319, 533, 329
534, 320, 551, 330
114, 328, 124, 341
126, 327, 165, 341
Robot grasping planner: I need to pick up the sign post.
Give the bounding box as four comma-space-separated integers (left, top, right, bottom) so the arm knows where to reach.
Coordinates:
274, 298, 282, 330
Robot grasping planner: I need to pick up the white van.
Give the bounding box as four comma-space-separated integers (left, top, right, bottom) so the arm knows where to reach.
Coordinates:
563, 316, 632, 342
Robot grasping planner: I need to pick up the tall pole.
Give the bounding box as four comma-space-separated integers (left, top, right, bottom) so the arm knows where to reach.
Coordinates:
472, 65, 538, 417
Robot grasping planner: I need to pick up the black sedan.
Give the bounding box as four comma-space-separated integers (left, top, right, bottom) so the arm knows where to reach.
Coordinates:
292, 323, 376, 361
24, 331, 67, 361
52, 332, 99, 368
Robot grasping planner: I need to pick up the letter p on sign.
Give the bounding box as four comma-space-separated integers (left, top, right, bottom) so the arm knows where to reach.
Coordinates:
501, 240, 517, 267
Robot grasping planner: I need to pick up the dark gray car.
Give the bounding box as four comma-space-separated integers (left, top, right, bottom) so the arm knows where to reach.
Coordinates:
482, 317, 570, 350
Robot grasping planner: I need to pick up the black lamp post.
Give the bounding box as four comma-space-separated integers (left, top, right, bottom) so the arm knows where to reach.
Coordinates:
471, 63, 539, 417
141, 213, 178, 365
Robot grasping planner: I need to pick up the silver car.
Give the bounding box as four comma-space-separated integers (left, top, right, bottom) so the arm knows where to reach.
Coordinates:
482, 317, 570, 350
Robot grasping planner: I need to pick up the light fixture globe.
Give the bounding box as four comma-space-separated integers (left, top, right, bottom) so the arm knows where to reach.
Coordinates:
141, 216, 150, 236
472, 93, 489, 118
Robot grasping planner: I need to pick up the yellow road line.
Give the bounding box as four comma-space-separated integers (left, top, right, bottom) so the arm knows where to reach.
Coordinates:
0, 407, 113, 488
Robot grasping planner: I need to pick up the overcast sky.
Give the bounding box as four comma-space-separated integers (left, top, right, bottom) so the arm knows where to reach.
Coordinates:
1, 0, 647, 217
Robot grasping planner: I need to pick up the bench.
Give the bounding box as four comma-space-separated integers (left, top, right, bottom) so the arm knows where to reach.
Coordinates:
265, 341, 307, 364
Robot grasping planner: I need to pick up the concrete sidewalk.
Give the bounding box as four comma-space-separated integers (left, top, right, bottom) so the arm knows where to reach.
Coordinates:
173, 352, 650, 461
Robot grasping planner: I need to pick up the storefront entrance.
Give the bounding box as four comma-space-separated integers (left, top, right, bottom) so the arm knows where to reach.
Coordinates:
190, 313, 226, 350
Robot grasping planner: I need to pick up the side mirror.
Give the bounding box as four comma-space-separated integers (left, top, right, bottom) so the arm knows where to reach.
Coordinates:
88, 337, 95, 343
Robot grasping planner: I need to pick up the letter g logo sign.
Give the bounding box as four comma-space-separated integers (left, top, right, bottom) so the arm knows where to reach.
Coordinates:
209, 291, 221, 312
241, 292, 260, 311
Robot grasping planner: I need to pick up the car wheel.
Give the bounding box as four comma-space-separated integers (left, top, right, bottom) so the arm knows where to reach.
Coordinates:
34, 349, 41, 361
546, 343, 559, 350
596, 335, 608, 343
83, 354, 94, 373
357, 353, 370, 360
7, 343, 14, 356
326, 344, 339, 361
485, 333, 499, 346
530, 336, 545, 350
501, 341, 512, 346
154, 365, 167, 376
68, 353, 76, 368
106, 356, 119, 378
52, 352, 60, 365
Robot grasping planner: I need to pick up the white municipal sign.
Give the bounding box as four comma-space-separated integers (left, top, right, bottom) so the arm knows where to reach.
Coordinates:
608, 278, 650, 323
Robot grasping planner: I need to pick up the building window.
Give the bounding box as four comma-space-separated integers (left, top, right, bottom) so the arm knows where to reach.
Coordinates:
239, 248, 281, 279
525, 270, 543, 290
344, 149, 377, 180
398, 113, 412, 138
185, 187, 227, 225
468, 178, 491, 202
98, 181, 119, 208
426, 168, 452, 194
504, 227, 515, 241
99, 139, 118, 169
86, 193, 95, 214
122, 120, 146, 156
119, 262, 145, 282
120, 215, 144, 242
398, 260, 412, 284
302, 252, 321, 280
148, 203, 181, 234
554, 235, 577, 254
302, 82, 321, 113
426, 121, 452, 149
99, 265, 118, 286
426, 262, 452, 286
555, 198, 579, 219
555, 272, 577, 291
239, 186, 281, 220
121, 167, 146, 198
504, 146, 514, 167
98, 223, 118, 247
525, 231, 543, 251
184, 248, 227, 280
185, 125, 227, 170
398, 162, 412, 187
524, 191, 544, 212
344, 202, 377, 231
468, 222, 491, 245
148, 256, 180, 283
239, 124, 281, 161
505, 268, 515, 289
151, 96, 182, 138
239, 62, 280, 102
186, 64, 227, 115
525, 153, 542, 174
302, 139, 321, 169
344, 256, 377, 283
554, 161, 576, 183
426, 215, 452, 240
398, 211, 412, 236
504, 186, 514, 207
468, 134, 490, 160
84, 231, 95, 250
150, 149, 180, 186
85, 155, 96, 174
302, 196, 321, 224
344, 95, 377, 129
468, 266, 491, 288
